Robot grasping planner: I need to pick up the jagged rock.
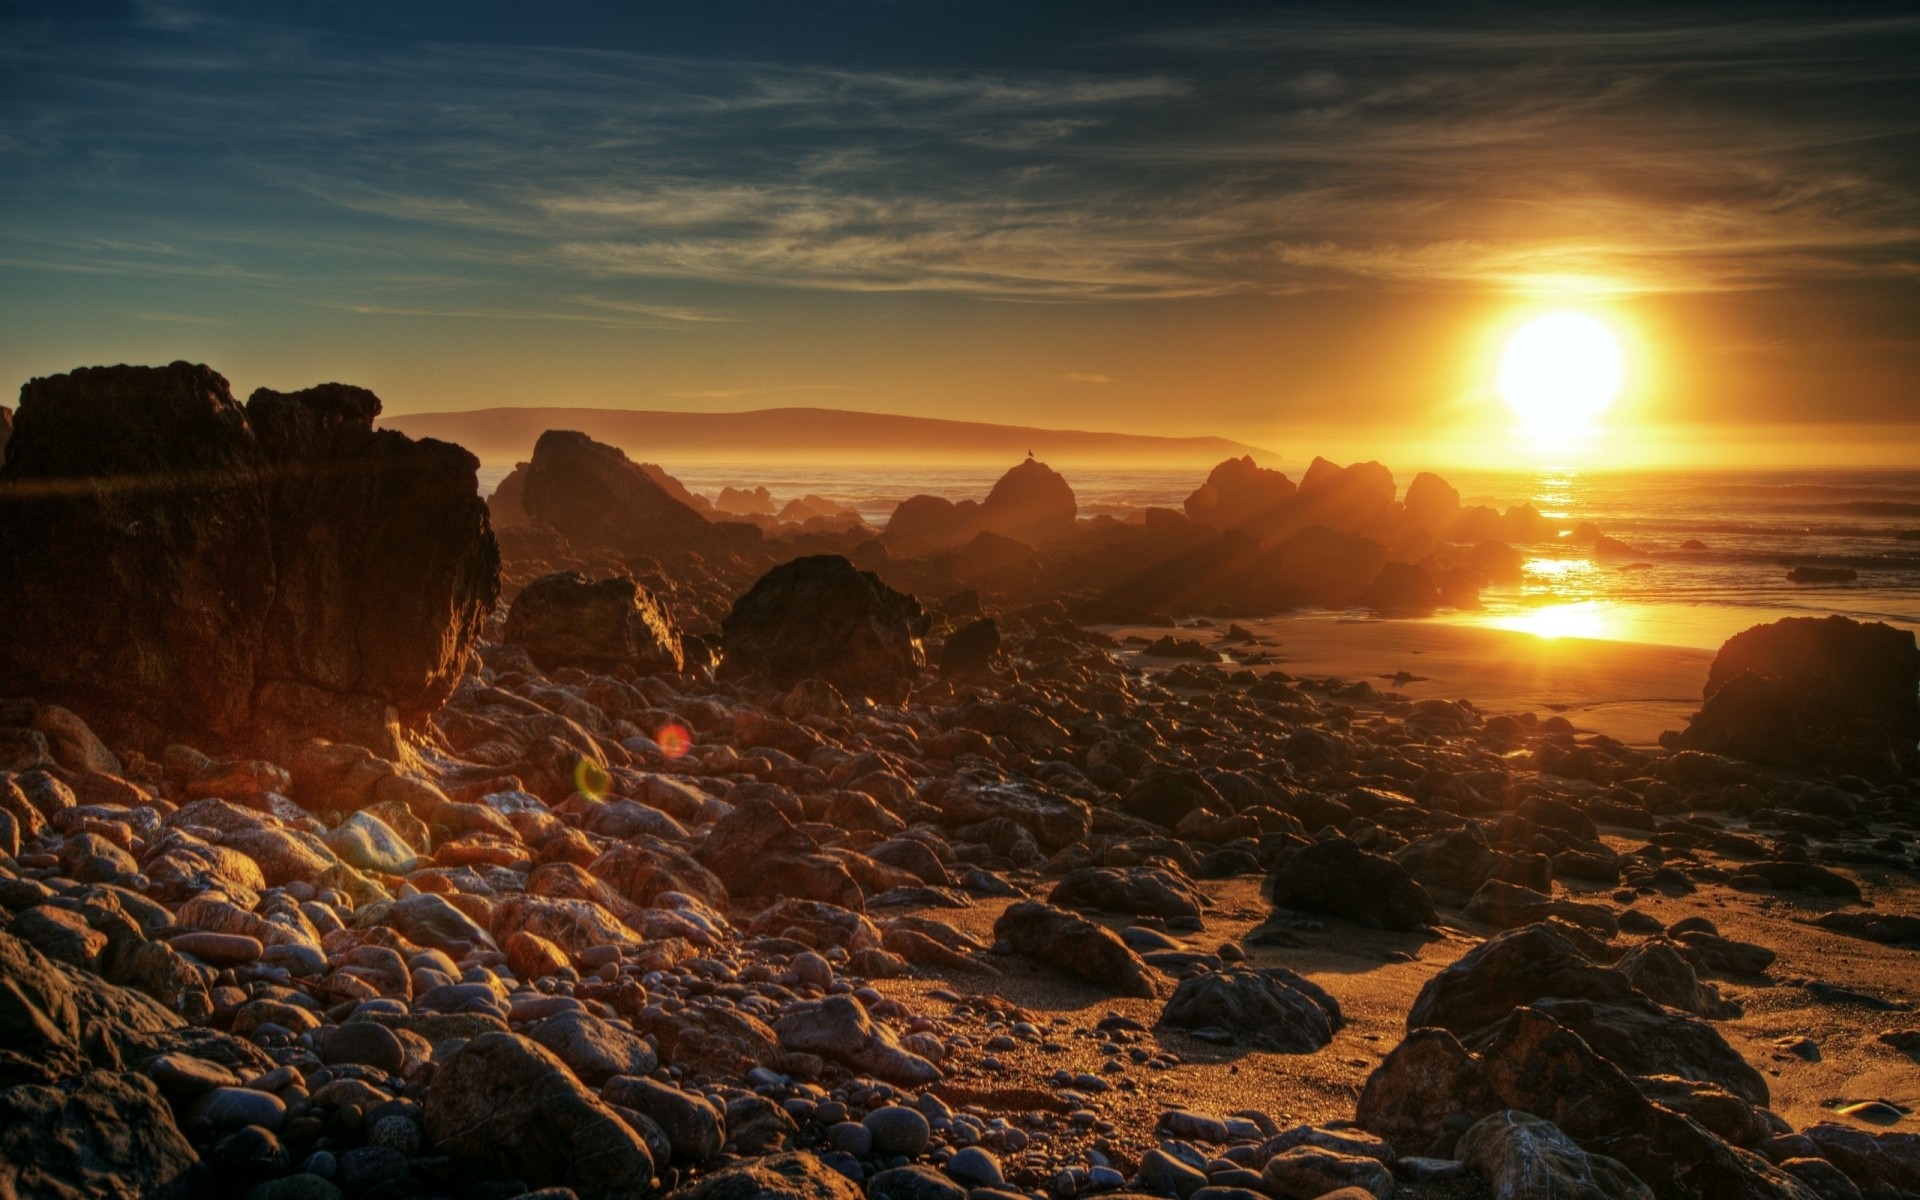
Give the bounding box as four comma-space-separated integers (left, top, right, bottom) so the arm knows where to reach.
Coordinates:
424, 1031, 653, 1200
1121, 767, 1227, 829
772, 995, 941, 1085
526, 1009, 659, 1086
503, 571, 683, 675
1404, 472, 1462, 535
993, 901, 1164, 998
1356, 1027, 1501, 1157
1267, 838, 1436, 931
694, 796, 862, 910
1363, 561, 1441, 615
520, 429, 720, 556
720, 555, 929, 704
0, 363, 498, 754
1261, 1146, 1394, 1199
939, 617, 1000, 681
1184, 456, 1296, 529
1157, 966, 1342, 1052
1406, 924, 1637, 1036
0, 1070, 198, 1200
1458, 1110, 1653, 1200
925, 777, 1091, 852
1464, 879, 1618, 936
1616, 940, 1740, 1019
1049, 866, 1204, 923
1802, 1124, 1920, 1192
601, 1075, 724, 1164
883, 458, 1076, 552
1671, 615, 1920, 776
673, 1152, 862, 1200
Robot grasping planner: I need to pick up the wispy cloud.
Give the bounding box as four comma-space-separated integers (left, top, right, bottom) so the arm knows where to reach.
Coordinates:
0, 6, 1914, 305
1062, 372, 1113, 384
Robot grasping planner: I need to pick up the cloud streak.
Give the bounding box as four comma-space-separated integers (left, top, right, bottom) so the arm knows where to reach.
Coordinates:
0, 4, 1914, 309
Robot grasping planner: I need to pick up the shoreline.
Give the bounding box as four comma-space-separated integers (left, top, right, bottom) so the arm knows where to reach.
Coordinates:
1104, 613, 1714, 747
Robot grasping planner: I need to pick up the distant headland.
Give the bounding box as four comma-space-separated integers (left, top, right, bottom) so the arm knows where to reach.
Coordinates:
378, 405, 1275, 467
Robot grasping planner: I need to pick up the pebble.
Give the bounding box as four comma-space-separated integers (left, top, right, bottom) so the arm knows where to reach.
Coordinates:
946, 1146, 1004, 1189
866, 1104, 933, 1158
321, 1022, 406, 1076
184, 1086, 287, 1132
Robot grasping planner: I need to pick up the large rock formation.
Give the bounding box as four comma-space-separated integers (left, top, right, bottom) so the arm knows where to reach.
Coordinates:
883, 457, 1076, 553
720, 555, 929, 703
1184, 456, 1296, 529
521, 429, 731, 556
1670, 615, 1920, 776
503, 571, 684, 675
0, 363, 498, 754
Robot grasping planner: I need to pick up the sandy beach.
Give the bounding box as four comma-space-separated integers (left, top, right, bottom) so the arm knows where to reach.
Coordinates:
1103, 615, 1716, 747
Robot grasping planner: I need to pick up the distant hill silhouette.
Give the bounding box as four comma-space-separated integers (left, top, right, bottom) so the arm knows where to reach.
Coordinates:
379, 406, 1273, 467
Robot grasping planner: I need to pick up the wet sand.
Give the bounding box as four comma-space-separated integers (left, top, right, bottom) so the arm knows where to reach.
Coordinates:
1102, 615, 1715, 747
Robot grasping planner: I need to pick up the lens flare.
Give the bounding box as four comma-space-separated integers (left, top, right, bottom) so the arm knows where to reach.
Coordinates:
656, 722, 693, 759
573, 756, 612, 799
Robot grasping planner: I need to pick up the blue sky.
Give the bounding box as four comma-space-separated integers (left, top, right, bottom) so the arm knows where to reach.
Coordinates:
2, 1, 1916, 459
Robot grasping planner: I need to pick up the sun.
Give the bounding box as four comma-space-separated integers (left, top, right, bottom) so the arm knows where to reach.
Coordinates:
1497, 311, 1624, 444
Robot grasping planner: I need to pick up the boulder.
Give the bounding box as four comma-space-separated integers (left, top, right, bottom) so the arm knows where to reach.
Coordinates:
520, 429, 720, 556
772, 995, 941, 1085
883, 458, 1075, 552
1403, 472, 1462, 536
1671, 615, 1920, 776
1121, 768, 1226, 829
0, 1070, 198, 1200
720, 555, 929, 703
993, 901, 1164, 998
1049, 866, 1204, 923
1458, 1110, 1652, 1200
1157, 966, 1342, 1052
975, 456, 1076, 546
673, 1152, 862, 1200
601, 1075, 724, 1164
503, 572, 684, 675
424, 1031, 653, 1200
1363, 561, 1441, 616
0, 363, 498, 754
939, 617, 1000, 681
1406, 924, 1637, 1037
1184, 456, 1296, 529
1267, 838, 1436, 931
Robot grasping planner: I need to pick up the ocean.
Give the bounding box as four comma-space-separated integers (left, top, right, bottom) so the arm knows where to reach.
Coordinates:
478, 462, 1920, 652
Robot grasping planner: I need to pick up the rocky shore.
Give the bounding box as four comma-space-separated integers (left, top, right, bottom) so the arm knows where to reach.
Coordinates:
2, 363, 1917, 1200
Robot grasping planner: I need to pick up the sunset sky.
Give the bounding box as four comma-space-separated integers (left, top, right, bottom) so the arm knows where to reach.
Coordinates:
3, 1, 1917, 466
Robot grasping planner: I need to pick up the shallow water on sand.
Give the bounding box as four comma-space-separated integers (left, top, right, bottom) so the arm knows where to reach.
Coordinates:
481, 461, 1920, 650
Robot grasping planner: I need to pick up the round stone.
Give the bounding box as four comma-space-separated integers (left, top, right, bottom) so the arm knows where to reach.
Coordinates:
321, 1022, 405, 1075
863, 1105, 931, 1158
827, 1121, 873, 1157
185, 1086, 287, 1132
946, 1146, 1003, 1189
366, 1113, 422, 1156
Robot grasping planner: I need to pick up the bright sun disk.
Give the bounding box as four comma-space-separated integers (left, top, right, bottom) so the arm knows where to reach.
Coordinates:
1497, 311, 1624, 444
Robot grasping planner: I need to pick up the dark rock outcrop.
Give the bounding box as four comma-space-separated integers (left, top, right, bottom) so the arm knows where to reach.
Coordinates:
1184, 456, 1296, 529
1157, 966, 1343, 1052
0, 363, 497, 754
1267, 838, 1437, 931
993, 901, 1165, 998
503, 571, 683, 675
424, 1031, 654, 1200
721, 555, 929, 703
1670, 615, 1920, 776
520, 428, 729, 557
883, 458, 1076, 552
